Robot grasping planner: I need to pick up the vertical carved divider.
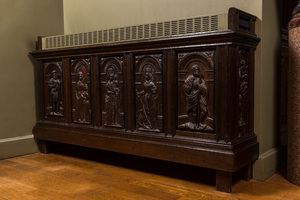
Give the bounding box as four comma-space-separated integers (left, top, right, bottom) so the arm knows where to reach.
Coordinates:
163, 50, 168, 136
63, 58, 72, 124
166, 50, 177, 136
215, 47, 221, 141
228, 46, 238, 141
92, 56, 101, 127
237, 49, 250, 138
124, 54, 128, 131
124, 53, 135, 131
217, 46, 229, 142
37, 60, 45, 121
249, 48, 255, 135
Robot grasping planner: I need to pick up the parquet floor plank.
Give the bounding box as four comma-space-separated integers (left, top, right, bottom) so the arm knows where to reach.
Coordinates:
0, 146, 299, 200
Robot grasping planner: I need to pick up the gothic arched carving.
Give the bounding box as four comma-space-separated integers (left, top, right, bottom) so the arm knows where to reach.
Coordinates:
135, 55, 163, 132
101, 57, 124, 128
44, 62, 63, 117
71, 59, 91, 124
177, 52, 214, 132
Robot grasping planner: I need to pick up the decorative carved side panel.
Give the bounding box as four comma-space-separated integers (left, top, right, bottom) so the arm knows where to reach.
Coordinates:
237, 50, 250, 137
100, 57, 124, 128
44, 62, 64, 119
135, 55, 163, 132
71, 59, 91, 124
177, 52, 215, 133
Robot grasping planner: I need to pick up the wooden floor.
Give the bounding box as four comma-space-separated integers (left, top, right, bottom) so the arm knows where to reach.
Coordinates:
0, 145, 299, 200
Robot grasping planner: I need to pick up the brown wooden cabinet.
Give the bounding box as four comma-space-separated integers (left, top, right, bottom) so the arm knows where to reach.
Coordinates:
30, 8, 260, 193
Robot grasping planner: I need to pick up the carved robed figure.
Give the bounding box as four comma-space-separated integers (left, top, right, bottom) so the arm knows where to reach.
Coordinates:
74, 71, 90, 123
48, 70, 62, 116
71, 59, 91, 124
181, 64, 211, 131
105, 66, 121, 127
136, 64, 158, 131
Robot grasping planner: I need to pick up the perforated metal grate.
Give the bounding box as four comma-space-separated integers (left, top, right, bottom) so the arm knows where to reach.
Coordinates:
41, 13, 228, 50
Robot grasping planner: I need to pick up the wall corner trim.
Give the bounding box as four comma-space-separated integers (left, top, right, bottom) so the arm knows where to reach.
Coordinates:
253, 146, 286, 181
0, 135, 38, 159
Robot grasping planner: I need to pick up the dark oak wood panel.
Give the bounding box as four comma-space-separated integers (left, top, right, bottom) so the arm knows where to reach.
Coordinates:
30, 8, 260, 193
177, 51, 215, 133
91, 56, 101, 127
100, 56, 125, 128
135, 54, 163, 133
43, 61, 64, 122
71, 58, 92, 124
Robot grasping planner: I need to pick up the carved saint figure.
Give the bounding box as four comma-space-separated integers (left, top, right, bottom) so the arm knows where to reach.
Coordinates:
75, 71, 90, 123
48, 70, 61, 115
105, 66, 121, 126
136, 65, 158, 131
180, 64, 213, 131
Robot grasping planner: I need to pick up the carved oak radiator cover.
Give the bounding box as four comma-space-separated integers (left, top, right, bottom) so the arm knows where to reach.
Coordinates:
30, 8, 260, 193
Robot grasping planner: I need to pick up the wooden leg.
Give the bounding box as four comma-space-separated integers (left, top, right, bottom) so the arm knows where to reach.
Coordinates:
242, 164, 253, 181
216, 170, 232, 193
36, 140, 50, 154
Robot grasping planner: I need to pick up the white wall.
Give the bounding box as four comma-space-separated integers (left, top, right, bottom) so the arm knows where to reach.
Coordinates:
63, 0, 262, 34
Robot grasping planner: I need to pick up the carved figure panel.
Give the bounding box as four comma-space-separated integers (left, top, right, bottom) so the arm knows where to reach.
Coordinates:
44, 62, 64, 118
71, 59, 91, 124
135, 55, 163, 132
101, 57, 124, 128
237, 50, 250, 137
178, 52, 214, 132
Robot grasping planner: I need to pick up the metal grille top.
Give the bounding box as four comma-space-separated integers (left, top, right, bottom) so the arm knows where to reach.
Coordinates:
41, 13, 228, 50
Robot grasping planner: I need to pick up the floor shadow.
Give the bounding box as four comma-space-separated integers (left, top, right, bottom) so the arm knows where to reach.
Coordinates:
51, 144, 217, 187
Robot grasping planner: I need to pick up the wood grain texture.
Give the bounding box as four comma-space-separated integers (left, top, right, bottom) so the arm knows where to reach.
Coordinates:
0, 148, 298, 200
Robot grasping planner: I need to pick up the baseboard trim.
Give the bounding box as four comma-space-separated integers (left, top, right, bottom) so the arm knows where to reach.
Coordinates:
253, 146, 286, 181
0, 135, 38, 159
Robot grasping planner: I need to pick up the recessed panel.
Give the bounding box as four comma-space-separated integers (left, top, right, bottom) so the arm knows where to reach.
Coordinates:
44, 61, 64, 121
177, 52, 215, 133
135, 55, 163, 132
71, 59, 92, 124
100, 57, 125, 128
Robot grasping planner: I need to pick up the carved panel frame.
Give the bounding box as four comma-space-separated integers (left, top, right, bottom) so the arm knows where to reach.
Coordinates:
71, 59, 92, 125
43, 61, 64, 122
134, 54, 164, 133
177, 51, 215, 137
100, 56, 125, 128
